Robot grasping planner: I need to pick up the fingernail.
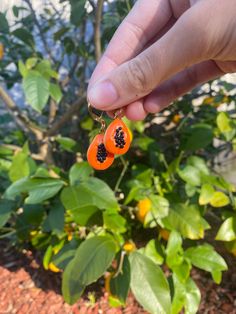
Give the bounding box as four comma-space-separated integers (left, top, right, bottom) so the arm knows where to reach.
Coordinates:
88, 81, 118, 108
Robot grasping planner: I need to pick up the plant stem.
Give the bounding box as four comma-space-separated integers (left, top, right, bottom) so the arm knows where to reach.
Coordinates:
114, 156, 129, 193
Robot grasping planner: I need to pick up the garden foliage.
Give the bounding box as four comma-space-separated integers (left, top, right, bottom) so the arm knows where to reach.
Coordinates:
0, 1, 236, 313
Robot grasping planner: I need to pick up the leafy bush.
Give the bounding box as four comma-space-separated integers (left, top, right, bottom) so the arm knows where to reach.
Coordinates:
0, 1, 236, 313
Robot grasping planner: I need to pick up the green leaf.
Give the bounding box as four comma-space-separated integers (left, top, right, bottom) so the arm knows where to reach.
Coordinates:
52, 239, 79, 269
12, 28, 34, 47
217, 112, 232, 133
43, 245, 53, 270
49, 83, 62, 103
181, 124, 213, 151
129, 252, 171, 314
61, 177, 119, 212
171, 275, 200, 314
44, 203, 64, 235
144, 239, 164, 265
26, 57, 38, 69
62, 236, 116, 304
199, 184, 215, 205
18, 60, 28, 77
103, 212, 126, 233
185, 244, 227, 283
185, 184, 196, 197
9, 144, 30, 182
187, 156, 209, 176
166, 231, 183, 268
171, 274, 186, 314
5, 177, 64, 204
35, 60, 58, 79
70, 206, 101, 226
215, 217, 236, 241
70, 0, 87, 25
185, 278, 201, 314
69, 162, 93, 185
56, 137, 77, 152
23, 71, 50, 112
0, 200, 16, 227
209, 191, 230, 207
162, 204, 205, 239
0, 13, 9, 33
178, 166, 201, 186
110, 255, 131, 304
23, 204, 44, 225
144, 196, 169, 227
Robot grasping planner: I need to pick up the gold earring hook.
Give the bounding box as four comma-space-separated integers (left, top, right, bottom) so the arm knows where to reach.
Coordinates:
113, 108, 123, 119
88, 101, 106, 133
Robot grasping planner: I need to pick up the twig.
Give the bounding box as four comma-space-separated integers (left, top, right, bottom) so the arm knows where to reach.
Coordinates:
114, 156, 129, 192
46, 96, 86, 136
94, 0, 104, 63
0, 86, 44, 137
23, 0, 57, 64
0, 86, 54, 164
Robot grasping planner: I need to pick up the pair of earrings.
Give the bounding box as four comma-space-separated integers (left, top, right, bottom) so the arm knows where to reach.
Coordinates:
87, 103, 131, 170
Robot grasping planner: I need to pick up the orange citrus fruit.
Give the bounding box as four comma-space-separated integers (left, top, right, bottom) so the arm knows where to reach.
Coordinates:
136, 198, 151, 223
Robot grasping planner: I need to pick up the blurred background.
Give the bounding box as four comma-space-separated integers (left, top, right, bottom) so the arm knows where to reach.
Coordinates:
0, 1, 236, 313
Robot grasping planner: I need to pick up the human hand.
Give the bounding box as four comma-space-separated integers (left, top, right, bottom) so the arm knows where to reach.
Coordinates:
87, 0, 236, 121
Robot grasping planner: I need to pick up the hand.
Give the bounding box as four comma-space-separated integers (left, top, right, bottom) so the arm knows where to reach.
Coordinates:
87, 0, 236, 121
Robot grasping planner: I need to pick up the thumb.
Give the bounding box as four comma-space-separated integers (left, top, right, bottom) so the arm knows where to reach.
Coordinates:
88, 3, 211, 111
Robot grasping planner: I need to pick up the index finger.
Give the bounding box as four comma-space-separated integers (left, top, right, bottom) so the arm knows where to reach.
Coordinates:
88, 0, 172, 87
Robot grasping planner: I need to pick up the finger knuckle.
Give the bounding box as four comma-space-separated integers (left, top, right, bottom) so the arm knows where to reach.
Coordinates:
126, 57, 151, 93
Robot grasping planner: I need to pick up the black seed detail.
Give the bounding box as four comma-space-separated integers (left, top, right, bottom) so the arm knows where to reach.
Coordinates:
96, 143, 108, 163
114, 126, 127, 149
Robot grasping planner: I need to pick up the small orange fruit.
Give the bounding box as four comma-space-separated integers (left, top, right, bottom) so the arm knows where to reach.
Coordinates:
159, 228, 170, 241
136, 198, 151, 223
123, 241, 136, 253
172, 114, 181, 124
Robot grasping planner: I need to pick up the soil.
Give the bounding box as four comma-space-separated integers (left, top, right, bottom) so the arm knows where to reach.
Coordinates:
0, 240, 235, 314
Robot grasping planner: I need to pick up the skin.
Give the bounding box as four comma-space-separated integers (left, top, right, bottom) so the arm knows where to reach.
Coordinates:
87, 0, 236, 121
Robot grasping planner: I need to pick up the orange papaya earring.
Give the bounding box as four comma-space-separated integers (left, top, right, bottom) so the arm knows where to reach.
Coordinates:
87, 103, 115, 170
104, 110, 131, 155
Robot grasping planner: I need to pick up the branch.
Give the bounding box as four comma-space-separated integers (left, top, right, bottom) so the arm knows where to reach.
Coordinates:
0, 86, 54, 164
23, 0, 57, 64
46, 96, 86, 136
94, 0, 104, 63
0, 86, 44, 138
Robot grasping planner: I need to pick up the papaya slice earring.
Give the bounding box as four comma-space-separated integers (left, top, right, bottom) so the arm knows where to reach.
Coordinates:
87, 103, 114, 170
104, 110, 131, 155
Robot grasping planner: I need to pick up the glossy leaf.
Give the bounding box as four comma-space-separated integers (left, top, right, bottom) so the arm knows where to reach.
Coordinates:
215, 217, 236, 241
5, 177, 64, 204
130, 252, 171, 314
185, 244, 227, 283
9, 143, 32, 182
110, 254, 131, 304
143, 239, 164, 265
69, 162, 93, 185
103, 212, 126, 233
61, 177, 119, 212
199, 184, 215, 205
56, 137, 77, 152
209, 191, 230, 207
178, 166, 201, 186
162, 204, 205, 240
62, 236, 116, 304
0, 200, 16, 227
49, 83, 62, 103
23, 71, 50, 112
